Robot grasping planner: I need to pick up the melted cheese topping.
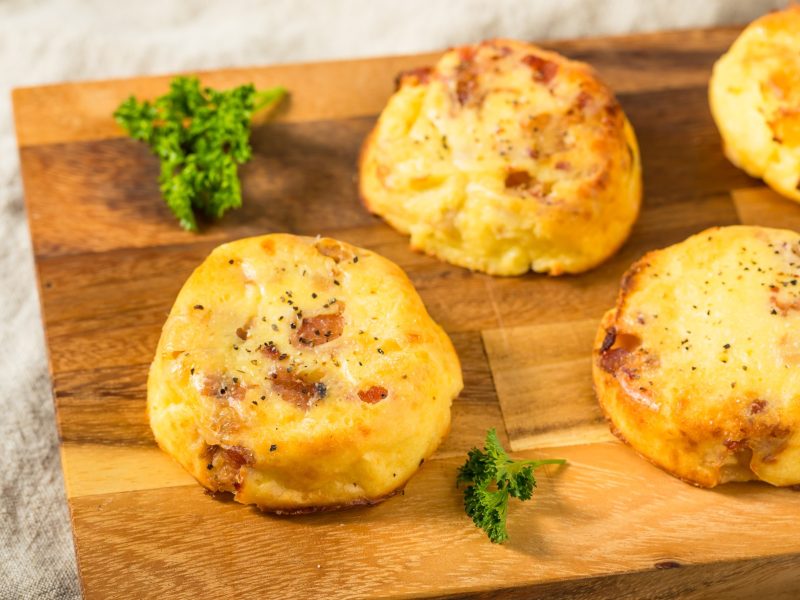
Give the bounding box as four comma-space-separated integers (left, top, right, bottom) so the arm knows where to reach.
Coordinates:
148, 234, 462, 511
360, 39, 641, 275
595, 226, 800, 487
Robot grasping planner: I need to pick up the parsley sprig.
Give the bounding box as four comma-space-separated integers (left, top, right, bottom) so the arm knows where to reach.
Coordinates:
114, 76, 286, 231
457, 429, 566, 543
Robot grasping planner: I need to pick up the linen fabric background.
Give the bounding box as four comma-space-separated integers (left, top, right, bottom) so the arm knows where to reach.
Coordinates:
0, 1, 784, 597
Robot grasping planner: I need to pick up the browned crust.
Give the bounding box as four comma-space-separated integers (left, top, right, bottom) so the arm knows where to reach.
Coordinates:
593, 234, 799, 488
591, 308, 722, 487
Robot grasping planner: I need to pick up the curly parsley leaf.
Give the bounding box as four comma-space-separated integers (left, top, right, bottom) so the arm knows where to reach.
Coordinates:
457, 429, 565, 543
114, 76, 286, 231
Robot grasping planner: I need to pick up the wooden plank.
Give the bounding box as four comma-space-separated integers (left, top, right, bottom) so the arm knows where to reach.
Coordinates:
483, 319, 614, 451
69, 443, 800, 600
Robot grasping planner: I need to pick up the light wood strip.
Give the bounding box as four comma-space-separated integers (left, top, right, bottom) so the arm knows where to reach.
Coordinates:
70, 441, 800, 599
61, 443, 195, 498
483, 319, 614, 451
733, 186, 800, 231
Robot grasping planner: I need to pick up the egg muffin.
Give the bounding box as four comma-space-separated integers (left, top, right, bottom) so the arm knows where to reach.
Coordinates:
709, 6, 800, 202
359, 39, 641, 276
147, 234, 462, 513
594, 226, 800, 488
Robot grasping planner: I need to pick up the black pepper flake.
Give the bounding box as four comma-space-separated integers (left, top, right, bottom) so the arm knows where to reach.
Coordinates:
252, 400, 258, 406
233, 344, 239, 350
377, 348, 384, 354
772, 309, 778, 315
207, 464, 213, 470
290, 323, 297, 329
190, 368, 195, 375
333, 280, 340, 286
270, 444, 277, 452
353, 256, 359, 263
271, 324, 278, 331
193, 304, 204, 310
312, 293, 317, 299
228, 259, 234, 265
723, 343, 731, 349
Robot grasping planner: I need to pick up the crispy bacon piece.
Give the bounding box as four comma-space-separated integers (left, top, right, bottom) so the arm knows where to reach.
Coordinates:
522, 54, 558, 83
505, 170, 532, 189
358, 386, 388, 404
205, 444, 255, 491
598, 329, 642, 374
202, 374, 247, 402
294, 312, 344, 347
271, 370, 324, 410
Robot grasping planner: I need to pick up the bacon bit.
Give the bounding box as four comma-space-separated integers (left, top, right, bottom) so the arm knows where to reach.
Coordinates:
504, 170, 532, 189
261, 343, 280, 359
555, 161, 571, 171
315, 238, 353, 263
395, 66, 433, 89
205, 444, 255, 490
600, 328, 616, 353
576, 90, 593, 109
599, 348, 628, 374
358, 386, 389, 404
458, 45, 477, 63
202, 375, 247, 402
456, 72, 478, 106
599, 330, 642, 374
522, 54, 558, 83
294, 312, 344, 347
724, 438, 749, 452
271, 370, 323, 410
749, 400, 767, 415
528, 148, 540, 160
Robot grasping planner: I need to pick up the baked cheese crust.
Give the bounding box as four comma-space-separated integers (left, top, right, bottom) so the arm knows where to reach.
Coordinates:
594, 226, 800, 487
147, 234, 462, 512
359, 39, 641, 275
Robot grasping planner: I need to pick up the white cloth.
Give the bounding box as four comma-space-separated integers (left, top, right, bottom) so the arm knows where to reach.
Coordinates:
0, 1, 783, 597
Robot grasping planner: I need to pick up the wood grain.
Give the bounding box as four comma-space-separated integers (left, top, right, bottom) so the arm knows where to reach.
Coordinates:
69, 444, 800, 600
14, 23, 800, 599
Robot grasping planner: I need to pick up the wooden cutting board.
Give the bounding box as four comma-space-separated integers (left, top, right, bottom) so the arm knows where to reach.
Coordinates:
13, 25, 800, 599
